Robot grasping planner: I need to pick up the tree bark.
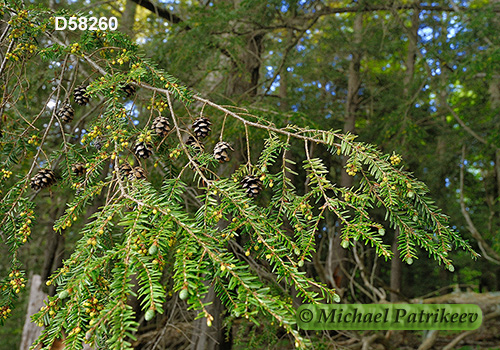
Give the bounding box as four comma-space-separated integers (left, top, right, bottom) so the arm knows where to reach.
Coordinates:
225, 32, 264, 99
20, 275, 46, 350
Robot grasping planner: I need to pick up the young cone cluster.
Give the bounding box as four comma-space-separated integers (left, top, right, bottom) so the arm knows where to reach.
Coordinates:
241, 175, 262, 197
133, 141, 153, 159
30, 169, 57, 190
56, 103, 74, 123
213, 141, 233, 163
186, 136, 204, 153
151, 116, 171, 137
71, 163, 86, 177
73, 85, 90, 106
192, 117, 211, 139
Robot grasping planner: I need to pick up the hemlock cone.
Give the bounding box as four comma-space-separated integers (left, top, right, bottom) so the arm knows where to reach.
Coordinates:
192, 117, 211, 139
213, 141, 233, 163
73, 85, 90, 106
71, 163, 86, 177
241, 175, 262, 197
151, 116, 171, 137
30, 169, 57, 190
133, 141, 153, 159
121, 84, 136, 98
186, 136, 204, 153
56, 103, 75, 123
118, 162, 133, 179
129, 166, 146, 180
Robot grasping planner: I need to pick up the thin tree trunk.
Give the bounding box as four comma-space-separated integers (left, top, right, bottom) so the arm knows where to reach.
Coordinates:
190, 284, 231, 350
41, 204, 66, 296
390, 229, 402, 301
191, 2, 265, 347
225, 32, 264, 98
120, 0, 137, 40
20, 275, 46, 350
327, 9, 363, 297
391, 10, 419, 302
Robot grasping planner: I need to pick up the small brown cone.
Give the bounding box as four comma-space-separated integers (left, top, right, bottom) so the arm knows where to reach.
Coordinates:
192, 117, 211, 139
241, 175, 262, 198
213, 141, 233, 163
133, 141, 153, 159
186, 136, 204, 153
118, 162, 133, 179
71, 163, 86, 177
121, 84, 136, 98
151, 116, 171, 137
129, 166, 146, 180
56, 103, 74, 123
30, 169, 57, 190
73, 85, 89, 106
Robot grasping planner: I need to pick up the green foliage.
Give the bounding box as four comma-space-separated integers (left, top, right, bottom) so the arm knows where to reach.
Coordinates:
0, 1, 486, 349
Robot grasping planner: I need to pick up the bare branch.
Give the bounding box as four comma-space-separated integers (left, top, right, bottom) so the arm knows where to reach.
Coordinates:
314, 3, 499, 17
442, 308, 500, 350
130, 0, 187, 26
460, 145, 500, 264
447, 104, 495, 148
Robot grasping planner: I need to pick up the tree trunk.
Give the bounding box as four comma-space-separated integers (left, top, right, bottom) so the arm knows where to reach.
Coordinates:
190, 284, 231, 350
225, 32, 264, 99
20, 275, 47, 350
120, 0, 137, 40
327, 9, 363, 297
41, 204, 66, 296
390, 229, 402, 301
191, 4, 266, 347
391, 10, 419, 302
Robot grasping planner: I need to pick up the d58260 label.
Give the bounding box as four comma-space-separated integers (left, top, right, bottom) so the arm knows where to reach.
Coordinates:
55, 17, 118, 31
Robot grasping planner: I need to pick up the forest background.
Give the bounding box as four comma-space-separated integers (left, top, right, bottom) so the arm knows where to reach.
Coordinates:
1, 0, 500, 349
